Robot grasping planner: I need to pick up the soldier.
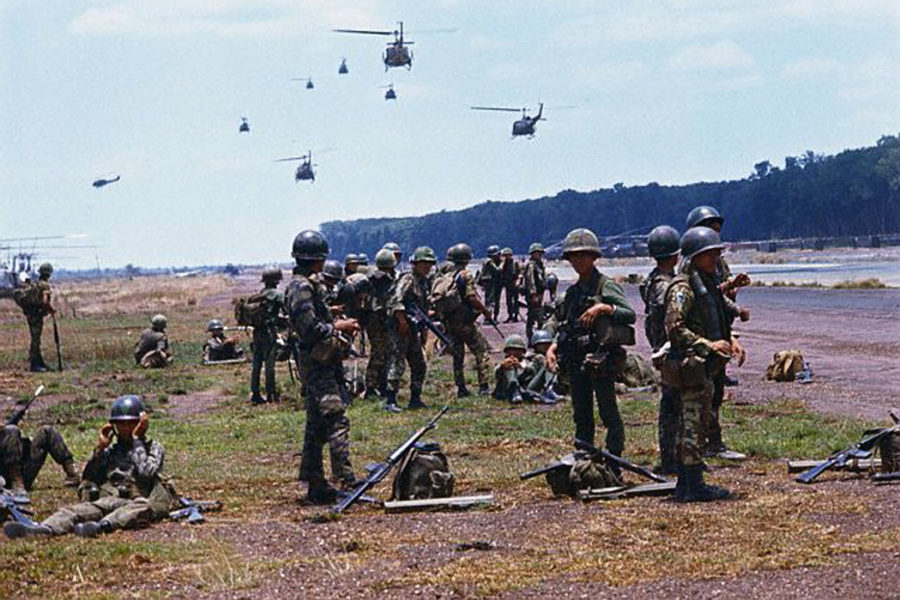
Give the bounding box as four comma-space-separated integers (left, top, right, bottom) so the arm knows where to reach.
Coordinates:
249, 268, 285, 405
134, 314, 173, 368
493, 331, 559, 404
639, 225, 681, 475
202, 319, 245, 363
386, 246, 436, 411
357, 253, 370, 269
344, 253, 360, 277
546, 229, 636, 465
3, 396, 180, 539
500, 248, 521, 322
438, 243, 492, 398
493, 334, 529, 404
523, 242, 547, 342
383, 242, 404, 272
478, 245, 503, 321
363, 249, 398, 401
543, 272, 560, 322
436, 248, 456, 276
686, 206, 749, 461
0, 424, 79, 495
664, 227, 745, 502
17, 262, 55, 372
285, 230, 360, 502
319, 259, 345, 307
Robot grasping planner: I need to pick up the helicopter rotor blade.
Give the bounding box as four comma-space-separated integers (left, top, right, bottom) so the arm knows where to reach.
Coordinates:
408, 28, 458, 34
333, 28, 394, 36
470, 106, 522, 112
274, 157, 306, 162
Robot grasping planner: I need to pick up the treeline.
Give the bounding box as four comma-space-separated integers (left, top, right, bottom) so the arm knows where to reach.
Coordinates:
322, 134, 900, 258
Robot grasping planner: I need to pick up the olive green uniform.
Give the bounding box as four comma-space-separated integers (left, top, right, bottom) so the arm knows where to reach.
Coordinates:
203, 333, 244, 362
478, 259, 502, 319
444, 268, 490, 389
500, 258, 521, 321
251, 287, 284, 400
523, 257, 546, 341
22, 280, 52, 369
364, 270, 396, 394
134, 329, 172, 368
386, 271, 429, 397
0, 425, 75, 491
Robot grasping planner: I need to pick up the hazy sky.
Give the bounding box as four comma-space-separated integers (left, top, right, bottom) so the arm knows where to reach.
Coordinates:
2, 0, 899, 269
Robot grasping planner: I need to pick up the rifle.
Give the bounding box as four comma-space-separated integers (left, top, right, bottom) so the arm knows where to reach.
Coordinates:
795, 361, 812, 384
333, 405, 450, 514
51, 313, 63, 371
872, 472, 900, 484
404, 301, 454, 350
521, 365, 559, 404
0, 490, 37, 527
520, 456, 573, 481
796, 412, 900, 484
7, 385, 45, 427
168, 497, 222, 524
574, 438, 668, 483
483, 315, 504, 338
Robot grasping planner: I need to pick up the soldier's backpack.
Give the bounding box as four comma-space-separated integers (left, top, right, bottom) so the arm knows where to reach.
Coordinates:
233, 294, 268, 328
428, 271, 464, 315
766, 350, 804, 382
878, 431, 900, 473
544, 451, 622, 497
13, 282, 43, 313
391, 442, 455, 501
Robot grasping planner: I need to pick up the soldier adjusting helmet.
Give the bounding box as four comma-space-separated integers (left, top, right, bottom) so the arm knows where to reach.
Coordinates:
685, 205, 724, 230
150, 314, 167, 331
291, 230, 329, 262
322, 259, 344, 281
449, 243, 473, 265
109, 395, 145, 422
680, 227, 726, 261
375, 248, 398, 269
38, 263, 53, 277
562, 228, 602, 258
647, 225, 681, 259
530, 329, 553, 347
207, 319, 224, 332
411, 246, 437, 263
528, 242, 545, 255
503, 334, 528, 351
261, 267, 283, 283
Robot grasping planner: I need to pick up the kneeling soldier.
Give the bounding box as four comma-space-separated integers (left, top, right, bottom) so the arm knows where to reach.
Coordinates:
134, 314, 173, 368
202, 319, 245, 363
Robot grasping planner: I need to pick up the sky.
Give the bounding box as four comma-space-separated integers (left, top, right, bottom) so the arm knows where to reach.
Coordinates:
2, 0, 899, 269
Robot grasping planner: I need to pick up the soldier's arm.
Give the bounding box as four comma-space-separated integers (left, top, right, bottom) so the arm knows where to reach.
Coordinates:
288, 282, 333, 345
81, 448, 109, 483
600, 280, 636, 325
388, 275, 410, 315
460, 272, 489, 314
156, 333, 169, 352
664, 283, 712, 356
131, 439, 164, 480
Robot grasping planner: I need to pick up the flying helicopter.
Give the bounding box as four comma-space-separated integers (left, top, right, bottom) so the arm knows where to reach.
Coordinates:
338, 58, 349, 74
382, 83, 397, 100
92, 175, 121, 188
471, 103, 544, 138
334, 21, 414, 71
292, 77, 314, 90
239, 117, 250, 133
275, 151, 316, 183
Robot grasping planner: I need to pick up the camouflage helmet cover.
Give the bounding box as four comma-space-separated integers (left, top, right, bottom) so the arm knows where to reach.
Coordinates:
411, 246, 437, 263
150, 314, 167, 330
503, 334, 528, 351
375, 248, 398, 269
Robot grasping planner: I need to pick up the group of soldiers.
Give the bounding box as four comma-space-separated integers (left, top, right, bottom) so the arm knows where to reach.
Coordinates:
4, 203, 752, 541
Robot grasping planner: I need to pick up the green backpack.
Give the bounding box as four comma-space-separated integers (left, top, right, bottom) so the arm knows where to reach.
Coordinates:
13, 282, 44, 312
233, 294, 268, 328
429, 271, 463, 315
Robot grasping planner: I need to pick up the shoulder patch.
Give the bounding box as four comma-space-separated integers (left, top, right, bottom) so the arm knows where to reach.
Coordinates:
674, 290, 687, 306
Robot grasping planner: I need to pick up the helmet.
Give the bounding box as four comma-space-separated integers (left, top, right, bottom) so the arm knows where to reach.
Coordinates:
528, 242, 545, 255
545, 272, 559, 291
486, 245, 501, 257
448, 243, 473, 265
503, 334, 527, 351
150, 314, 167, 331
261, 267, 283, 283
322, 259, 344, 281
109, 395, 145, 422
411, 246, 437, 263
500, 247, 513, 256
562, 228, 602, 258
680, 227, 726, 261
685, 205, 724, 230
383, 242, 402, 255
357, 253, 369, 266
344, 253, 359, 266
530, 329, 553, 346
375, 248, 398, 269
647, 225, 681, 259
207, 319, 224, 332
38, 263, 53, 277
291, 230, 329, 261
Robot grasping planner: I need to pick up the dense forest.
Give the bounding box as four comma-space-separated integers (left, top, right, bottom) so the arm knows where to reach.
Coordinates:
322, 134, 900, 258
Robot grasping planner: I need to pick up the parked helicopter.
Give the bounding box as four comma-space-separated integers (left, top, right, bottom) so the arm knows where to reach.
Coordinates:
239, 117, 250, 133
292, 77, 314, 90
338, 58, 349, 74
334, 21, 414, 71
92, 175, 121, 188
471, 103, 544, 138
275, 151, 316, 183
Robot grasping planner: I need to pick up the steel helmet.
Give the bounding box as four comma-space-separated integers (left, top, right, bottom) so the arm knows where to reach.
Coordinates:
561, 228, 602, 258
207, 319, 224, 332
150, 314, 167, 331
500, 247, 513, 256
344, 253, 359, 266
411, 246, 437, 263
261, 267, 283, 283
375, 248, 398, 269
647, 225, 681, 259
503, 334, 528, 351
291, 230, 329, 261
545, 272, 559, 291
109, 395, 145, 422
680, 227, 726, 261
383, 242, 402, 255
357, 253, 369, 266
322, 259, 344, 281
685, 206, 724, 230
487, 245, 501, 257
528, 242, 545, 255
38, 263, 53, 276
448, 243, 473, 265
530, 329, 553, 347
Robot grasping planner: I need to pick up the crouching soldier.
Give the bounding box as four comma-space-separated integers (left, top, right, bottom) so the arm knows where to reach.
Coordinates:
134, 314, 173, 368
202, 319, 245, 363
493, 332, 559, 404
3, 396, 179, 539
0, 424, 79, 495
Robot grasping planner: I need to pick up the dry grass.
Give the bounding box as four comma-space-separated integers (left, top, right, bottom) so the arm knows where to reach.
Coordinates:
831, 278, 886, 289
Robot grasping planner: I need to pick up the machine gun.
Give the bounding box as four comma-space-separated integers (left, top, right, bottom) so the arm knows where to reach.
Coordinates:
333, 406, 450, 514
169, 497, 222, 524
404, 301, 454, 350
574, 438, 668, 483
0, 489, 37, 527
6, 385, 44, 427
796, 412, 900, 484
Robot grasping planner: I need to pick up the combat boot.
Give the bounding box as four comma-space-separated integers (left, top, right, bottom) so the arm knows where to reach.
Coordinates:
382, 390, 402, 413
4, 521, 52, 539
249, 393, 266, 405
29, 362, 49, 373
456, 385, 472, 399
478, 384, 491, 397
675, 465, 731, 503
511, 390, 524, 404
73, 520, 112, 538
62, 460, 80, 487
6, 466, 27, 496
364, 387, 381, 401
306, 482, 340, 505
407, 390, 428, 410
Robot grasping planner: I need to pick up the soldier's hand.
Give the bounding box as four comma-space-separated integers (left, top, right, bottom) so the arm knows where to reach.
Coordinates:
397, 317, 410, 338
710, 340, 732, 357
733, 273, 751, 288
98, 424, 114, 450
731, 338, 746, 367
501, 356, 519, 369
481, 307, 492, 320
739, 308, 750, 322
335, 318, 360, 335
546, 344, 558, 371
578, 304, 611, 328
133, 412, 149, 439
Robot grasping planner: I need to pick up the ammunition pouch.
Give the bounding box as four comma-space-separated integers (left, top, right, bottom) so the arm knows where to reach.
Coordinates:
653, 343, 707, 390
309, 333, 351, 365
584, 346, 627, 379
593, 318, 636, 346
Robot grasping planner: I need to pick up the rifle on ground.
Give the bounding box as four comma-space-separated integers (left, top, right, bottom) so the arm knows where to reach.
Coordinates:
872, 472, 900, 484
333, 405, 450, 514
51, 313, 63, 371
0, 490, 37, 527
7, 385, 45, 427
404, 301, 454, 350
169, 497, 222, 524
522, 364, 559, 404
574, 438, 668, 483
796, 412, 900, 484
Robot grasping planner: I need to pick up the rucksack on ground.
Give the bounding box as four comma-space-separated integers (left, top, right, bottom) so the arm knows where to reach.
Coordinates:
391, 442, 455, 501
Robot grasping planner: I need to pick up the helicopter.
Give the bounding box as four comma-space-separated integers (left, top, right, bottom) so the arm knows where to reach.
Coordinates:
239, 117, 250, 133
92, 175, 121, 188
471, 103, 544, 138
275, 151, 316, 183
292, 77, 314, 90
334, 21, 414, 71
382, 83, 397, 100
338, 58, 349, 74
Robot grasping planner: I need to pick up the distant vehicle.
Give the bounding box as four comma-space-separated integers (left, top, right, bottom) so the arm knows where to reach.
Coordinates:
92, 175, 121, 188
292, 77, 314, 90
339, 58, 349, 74
335, 21, 414, 71
239, 117, 250, 133
383, 83, 397, 100
471, 103, 544, 138
275, 151, 316, 183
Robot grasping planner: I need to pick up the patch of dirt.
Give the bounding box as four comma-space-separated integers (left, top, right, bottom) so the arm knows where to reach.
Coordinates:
162, 389, 231, 418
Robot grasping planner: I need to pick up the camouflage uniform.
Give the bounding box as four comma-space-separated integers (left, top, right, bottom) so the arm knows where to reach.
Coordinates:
500, 258, 521, 321
386, 271, 429, 397
444, 268, 490, 389
285, 268, 355, 488
134, 329, 171, 368
664, 264, 732, 468
640, 265, 678, 471
478, 259, 502, 319
0, 425, 76, 491
548, 268, 635, 457
203, 332, 244, 362
39, 436, 177, 535
364, 269, 396, 394
523, 257, 546, 342
251, 287, 284, 400
492, 350, 550, 401
22, 279, 52, 370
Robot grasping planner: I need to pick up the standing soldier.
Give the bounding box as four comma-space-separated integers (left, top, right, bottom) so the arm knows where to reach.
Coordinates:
438, 243, 492, 398
363, 249, 398, 401
523, 242, 547, 342
639, 225, 681, 475
383, 242, 404, 273
546, 229, 636, 466
285, 230, 360, 502
318, 259, 345, 306
386, 246, 436, 411
500, 248, 521, 322
249, 268, 284, 405
357, 253, 370, 270
477, 245, 503, 322
664, 227, 745, 502
134, 314, 173, 368
16, 262, 55, 372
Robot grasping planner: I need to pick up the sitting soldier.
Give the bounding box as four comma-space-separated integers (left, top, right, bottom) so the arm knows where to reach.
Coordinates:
1, 424, 79, 495
493, 333, 561, 405
202, 319, 245, 363
4, 396, 180, 539
134, 314, 173, 368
